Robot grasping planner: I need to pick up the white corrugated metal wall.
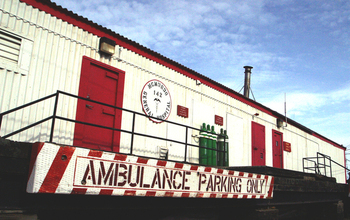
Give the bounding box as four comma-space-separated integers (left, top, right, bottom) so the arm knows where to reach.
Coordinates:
0, 0, 345, 183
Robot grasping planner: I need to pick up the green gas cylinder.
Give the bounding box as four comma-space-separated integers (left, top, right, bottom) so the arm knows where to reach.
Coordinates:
224, 130, 229, 166
206, 124, 212, 166
199, 123, 208, 165
217, 128, 225, 166
211, 126, 217, 166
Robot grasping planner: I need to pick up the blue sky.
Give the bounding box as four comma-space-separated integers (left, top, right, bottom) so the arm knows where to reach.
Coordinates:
51, 0, 350, 149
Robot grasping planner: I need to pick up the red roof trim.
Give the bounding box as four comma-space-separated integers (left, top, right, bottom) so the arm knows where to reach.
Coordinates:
19, 0, 344, 150
313, 132, 345, 150
19, 0, 266, 112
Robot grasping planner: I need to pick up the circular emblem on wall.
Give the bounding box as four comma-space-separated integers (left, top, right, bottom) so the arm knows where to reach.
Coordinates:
141, 79, 172, 123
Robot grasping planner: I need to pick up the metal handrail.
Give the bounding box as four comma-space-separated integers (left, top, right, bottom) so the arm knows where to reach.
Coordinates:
303, 152, 350, 177
0, 93, 57, 132
317, 152, 332, 177
0, 90, 225, 164
303, 157, 320, 174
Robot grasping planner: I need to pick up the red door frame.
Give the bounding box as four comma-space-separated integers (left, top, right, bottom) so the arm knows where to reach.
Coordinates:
272, 130, 284, 169
74, 56, 125, 152
251, 121, 266, 166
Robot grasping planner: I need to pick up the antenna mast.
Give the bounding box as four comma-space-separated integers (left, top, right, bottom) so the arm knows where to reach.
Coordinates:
284, 93, 287, 127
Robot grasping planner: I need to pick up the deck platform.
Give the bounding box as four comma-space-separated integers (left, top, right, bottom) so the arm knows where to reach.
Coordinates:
0, 138, 348, 219
228, 166, 347, 206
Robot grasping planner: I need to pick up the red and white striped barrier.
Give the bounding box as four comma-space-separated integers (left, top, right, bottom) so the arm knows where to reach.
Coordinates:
27, 143, 274, 199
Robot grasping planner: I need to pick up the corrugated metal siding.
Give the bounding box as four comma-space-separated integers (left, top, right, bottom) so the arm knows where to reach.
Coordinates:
0, 0, 345, 183
97, 47, 342, 177
0, 0, 101, 145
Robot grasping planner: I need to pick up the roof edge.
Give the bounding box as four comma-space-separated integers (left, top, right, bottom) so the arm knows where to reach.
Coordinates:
19, 0, 344, 149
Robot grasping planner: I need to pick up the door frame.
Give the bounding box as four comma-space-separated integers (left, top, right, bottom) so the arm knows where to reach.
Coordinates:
272, 129, 284, 168
74, 56, 125, 152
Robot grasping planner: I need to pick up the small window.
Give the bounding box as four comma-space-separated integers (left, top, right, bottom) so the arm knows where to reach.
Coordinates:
0, 28, 33, 75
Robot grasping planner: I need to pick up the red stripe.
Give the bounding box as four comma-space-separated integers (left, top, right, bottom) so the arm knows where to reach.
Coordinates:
268, 177, 274, 198
196, 193, 204, 198
228, 170, 235, 175
204, 167, 212, 172
71, 188, 87, 195
243, 195, 248, 199
146, 191, 156, 197
124, 190, 136, 196
248, 173, 253, 177
28, 142, 44, 181
251, 195, 256, 199
164, 191, 174, 197
157, 160, 167, 167
114, 154, 127, 161
88, 150, 103, 158
257, 174, 261, 178
181, 193, 190, 198
222, 194, 228, 198
239, 172, 244, 176
190, 165, 199, 171
137, 157, 149, 164
38, 146, 75, 193
175, 163, 184, 169
217, 169, 224, 174
232, 195, 238, 198
100, 189, 113, 195
210, 193, 216, 198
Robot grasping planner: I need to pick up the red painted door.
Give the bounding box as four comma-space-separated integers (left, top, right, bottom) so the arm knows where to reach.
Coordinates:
272, 130, 283, 168
74, 56, 125, 152
252, 122, 265, 166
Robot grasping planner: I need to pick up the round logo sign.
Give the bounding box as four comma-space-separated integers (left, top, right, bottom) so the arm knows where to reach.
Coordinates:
141, 79, 172, 123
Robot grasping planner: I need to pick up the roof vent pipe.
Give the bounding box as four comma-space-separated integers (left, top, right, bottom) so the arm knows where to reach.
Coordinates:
243, 66, 253, 98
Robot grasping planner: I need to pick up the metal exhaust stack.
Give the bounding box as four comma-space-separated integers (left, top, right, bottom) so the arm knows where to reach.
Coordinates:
243, 66, 253, 98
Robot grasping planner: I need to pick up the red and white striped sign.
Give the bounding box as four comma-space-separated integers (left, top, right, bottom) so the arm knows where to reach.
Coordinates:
27, 143, 274, 199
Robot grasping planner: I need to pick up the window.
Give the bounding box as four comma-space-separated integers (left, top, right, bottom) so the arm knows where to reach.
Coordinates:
0, 28, 33, 75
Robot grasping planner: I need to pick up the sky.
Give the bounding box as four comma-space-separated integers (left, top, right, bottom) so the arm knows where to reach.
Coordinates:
51, 0, 350, 150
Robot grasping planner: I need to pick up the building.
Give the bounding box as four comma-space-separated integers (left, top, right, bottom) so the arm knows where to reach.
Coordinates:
0, 0, 348, 218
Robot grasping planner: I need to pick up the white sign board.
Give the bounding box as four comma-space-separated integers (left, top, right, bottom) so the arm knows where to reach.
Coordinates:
27, 143, 274, 199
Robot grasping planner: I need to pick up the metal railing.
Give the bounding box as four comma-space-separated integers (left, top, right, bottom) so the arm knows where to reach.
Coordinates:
303, 152, 349, 177
0, 90, 225, 164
